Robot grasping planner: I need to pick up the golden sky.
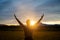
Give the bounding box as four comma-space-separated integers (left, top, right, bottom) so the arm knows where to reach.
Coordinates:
0, 0, 60, 25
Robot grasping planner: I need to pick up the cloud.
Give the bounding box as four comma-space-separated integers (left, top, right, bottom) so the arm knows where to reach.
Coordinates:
0, 0, 60, 24
0, 0, 17, 20
0, 0, 38, 24
41, 0, 60, 7
35, 0, 60, 14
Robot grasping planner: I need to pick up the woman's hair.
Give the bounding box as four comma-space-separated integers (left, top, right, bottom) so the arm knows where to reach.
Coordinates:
26, 19, 30, 26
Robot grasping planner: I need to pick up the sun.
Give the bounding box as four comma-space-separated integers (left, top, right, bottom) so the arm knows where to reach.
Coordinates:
30, 20, 35, 26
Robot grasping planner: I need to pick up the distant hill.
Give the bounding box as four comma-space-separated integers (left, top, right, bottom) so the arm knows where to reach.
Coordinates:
0, 24, 23, 31
37, 24, 60, 31
0, 24, 60, 31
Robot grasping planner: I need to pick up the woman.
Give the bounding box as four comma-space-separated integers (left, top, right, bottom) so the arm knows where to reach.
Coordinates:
14, 14, 44, 40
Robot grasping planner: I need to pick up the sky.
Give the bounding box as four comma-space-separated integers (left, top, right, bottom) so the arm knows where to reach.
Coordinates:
0, 0, 60, 25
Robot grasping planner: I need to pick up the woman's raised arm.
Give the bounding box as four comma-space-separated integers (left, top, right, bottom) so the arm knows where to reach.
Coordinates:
36, 14, 44, 24
14, 14, 24, 27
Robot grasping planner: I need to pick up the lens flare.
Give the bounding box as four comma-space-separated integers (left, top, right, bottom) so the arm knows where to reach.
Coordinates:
30, 20, 35, 26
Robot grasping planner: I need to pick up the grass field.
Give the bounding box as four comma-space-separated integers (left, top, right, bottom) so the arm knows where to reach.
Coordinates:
0, 31, 60, 40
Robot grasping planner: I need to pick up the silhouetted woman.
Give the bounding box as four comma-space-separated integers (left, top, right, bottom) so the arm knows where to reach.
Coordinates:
14, 14, 44, 40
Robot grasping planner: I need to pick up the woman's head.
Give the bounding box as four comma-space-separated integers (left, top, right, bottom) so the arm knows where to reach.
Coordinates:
26, 19, 30, 26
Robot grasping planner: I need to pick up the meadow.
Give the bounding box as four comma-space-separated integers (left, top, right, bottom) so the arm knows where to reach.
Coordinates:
0, 30, 60, 40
